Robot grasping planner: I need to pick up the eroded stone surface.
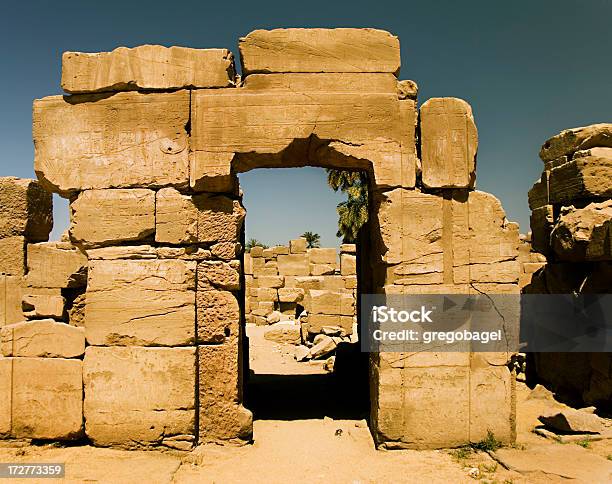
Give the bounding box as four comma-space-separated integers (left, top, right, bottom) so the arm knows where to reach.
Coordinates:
540, 123, 612, 161
0, 177, 52, 242
33, 91, 190, 196
239, 28, 400, 75
26, 242, 88, 288
548, 156, 612, 203
62, 45, 235, 93
1, 319, 85, 358
84, 346, 195, 447
0, 236, 25, 276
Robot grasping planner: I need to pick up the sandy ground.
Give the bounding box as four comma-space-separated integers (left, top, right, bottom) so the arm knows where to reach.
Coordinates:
1, 334, 610, 483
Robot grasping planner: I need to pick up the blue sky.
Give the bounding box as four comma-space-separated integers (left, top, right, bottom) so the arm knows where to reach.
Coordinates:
1, 1, 610, 246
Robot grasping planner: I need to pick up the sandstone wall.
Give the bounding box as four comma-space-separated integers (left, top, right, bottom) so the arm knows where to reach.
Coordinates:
0, 28, 520, 450
526, 126, 612, 410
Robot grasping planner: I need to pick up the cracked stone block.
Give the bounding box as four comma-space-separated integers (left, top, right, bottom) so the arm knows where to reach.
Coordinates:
1, 319, 85, 358
540, 123, 612, 161
0, 236, 25, 276
70, 189, 155, 248
26, 241, 88, 288
420, 98, 478, 188
84, 346, 195, 448
62, 45, 235, 93
0, 177, 53, 242
33, 91, 189, 196
239, 28, 400, 75
548, 156, 612, 203
9, 357, 83, 440
85, 259, 195, 346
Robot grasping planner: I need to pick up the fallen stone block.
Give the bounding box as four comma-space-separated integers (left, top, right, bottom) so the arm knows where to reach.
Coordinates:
0, 177, 52, 242
295, 345, 310, 361
70, 189, 155, 247
7, 357, 83, 440
309, 335, 337, 359
540, 123, 612, 161
239, 28, 400, 75
0, 236, 25, 276
86, 259, 196, 346
548, 156, 612, 203
1, 319, 85, 358
420, 97, 478, 188
22, 289, 65, 319
33, 91, 190, 196
84, 346, 195, 447
26, 242, 88, 288
551, 200, 612, 261
539, 408, 605, 434
264, 322, 301, 344
198, 343, 253, 444
307, 314, 354, 335
62, 45, 235, 93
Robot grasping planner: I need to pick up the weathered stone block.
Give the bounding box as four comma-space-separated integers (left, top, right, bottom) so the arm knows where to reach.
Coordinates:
26, 242, 88, 288
528, 174, 548, 210
33, 91, 190, 196
0, 177, 52, 242
86, 259, 196, 346
155, 188, 198, 244
290, 238, 307, 254
84, 346, 195, 447
0, 275, 24, 326
1, 319, 85, 358
256, 275, 284, 289
540, 123, 612, 161
548, 156, 612, 203
62, 46, 235, 93
551, 201, 612, 261
0, 236, 25, 276
340, 243, 356, 254
239, 28, 400, 75
530, 205, 554, 255
22, 289, 65, 319
310, 263, 335, 276
277, 287, 304, 303
11, 358, 83, 440
198, 343, 252, 444
196, 289, 240, 343
308, 290, 354, 316
197, 261, 240, 291
307, 314, 353, 335
277, 254, 310, 276
340, 253, 357, 276
308, 247, 336, 264
70, 189, 155, 247
420, 98, 478, 188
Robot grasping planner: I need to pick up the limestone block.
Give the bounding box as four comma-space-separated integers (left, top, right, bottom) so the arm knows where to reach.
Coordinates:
573, 147, 612, 159
11, 358, 83, 440
277, 254, 310, 276
272, 245, 289, 255
308, 248, 336, 264
84, 346, 195, 447
0, 177, 52, 242
344, 276, 358, 289
420, 98, 478, 188
211, 242, 241, 260
307, 314, 353, 335
62, 45, 235, 93
544, 155, 569, 172
196, 194, 245, 244
244, 253, 253, 275
198, 343, 252, 443
250, 246, 264, 257
340, 243, 357, 254
243, 72, 398, 94
340, 253, 357, 276
528, 174, 548, 210
1, 319, 84, 358
530, 205, 554, 255
278, 287, 304, 303
257, 276, 284, 289
86, 259, 196, 346
548, 156, 612, 203
261, 248, 275, 258
68, 294, 86, 327
310, 263, 335, 276
155, 188, 198, 244
33, 91, 190, 196
290, 238, 307, 254
256, 288, 278, 301
22, 289, 65, 319
1, 275, 24, 326
197, 261, 240, 291
196, 289, 240, 343
308, 290, 354, 316
190, 85, 405, 192
321, 275, 348, 291
26, 242, 88, 288
70, 189, 155, 247
264, 322, 301, 344
86, 245, 158, 260
295, 276, 323, 291
239, 28, 400, 75
540, 123, 612, 161
0, 359, 10, 435
0, 236, 25, 276
551, 200, 612, 261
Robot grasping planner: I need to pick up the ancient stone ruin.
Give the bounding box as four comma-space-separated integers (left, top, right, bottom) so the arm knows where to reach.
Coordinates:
0, 28, 520, 450
525, 124, 612, 411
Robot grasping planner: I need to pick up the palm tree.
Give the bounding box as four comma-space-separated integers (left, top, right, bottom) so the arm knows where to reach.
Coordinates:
326, 169, 368, 243
245, 238, 268, 251
302, 231, 321, 248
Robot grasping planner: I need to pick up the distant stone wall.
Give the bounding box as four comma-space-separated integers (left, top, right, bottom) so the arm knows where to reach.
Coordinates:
525, 125, 612, 410
245, 239, 357, 336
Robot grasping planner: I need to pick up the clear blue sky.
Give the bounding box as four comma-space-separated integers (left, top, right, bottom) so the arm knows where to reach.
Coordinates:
1, 1, 610, 245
